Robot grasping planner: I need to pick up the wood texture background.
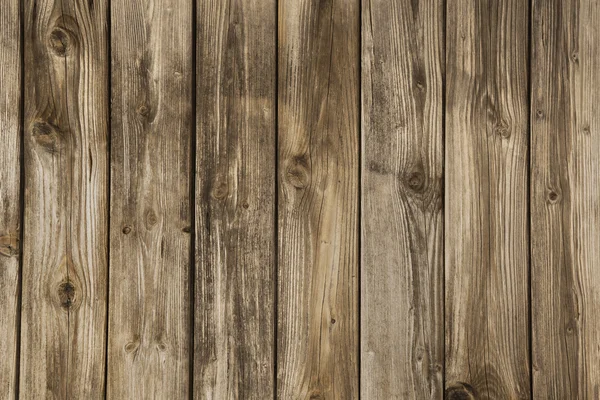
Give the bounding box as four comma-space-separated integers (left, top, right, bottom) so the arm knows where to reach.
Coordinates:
1, 0, 600, 398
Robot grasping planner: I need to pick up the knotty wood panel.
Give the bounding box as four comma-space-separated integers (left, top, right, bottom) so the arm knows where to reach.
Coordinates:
20, 0, 109, 397
362, 0, 444, 398
0, 0, 21, 396
531, 0, 600, 397
107, 0, 192, 397
194, 1, 276, 398
277, 0, 359, 398
445, 0, 530, 398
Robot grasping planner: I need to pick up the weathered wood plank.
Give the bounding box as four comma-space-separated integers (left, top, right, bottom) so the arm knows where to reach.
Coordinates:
277, 0, 360, 398
107, 0, 193, 398
445, 0, 530, 398
361, 0, 444, 398
0, 0, 21, 396
531, 0, 600, 397
194, 1, 276, 398
20, 0, 109, 397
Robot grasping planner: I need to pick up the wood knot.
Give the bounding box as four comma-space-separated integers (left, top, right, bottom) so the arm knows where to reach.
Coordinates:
211, 181, 229, 200
48, 27, 71, 56
286, 164, 309, 189
445, 382, 477, 400
571, 51, 579, 63
494, 120, 511, 138
32, 121, 61, 153
136, 102, 153, 120
124, 340, 140, 354
144, 209, 158, 229
122, 225, 132, 235
566, 319, 578, 335
547, 189, 560, 204
535, 109, 545, 120
0, 235, 19, 258
309, 391, 323, 400
406, 170, 425, 192
330, 318, 336, 324
582, 124, 591, 135
57, 281, 77, 310
182, 226, 191, 233
155, 341, 167, 352
241, 202, 249, 210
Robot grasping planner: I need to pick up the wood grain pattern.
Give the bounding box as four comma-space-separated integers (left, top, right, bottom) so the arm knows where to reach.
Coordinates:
531, 0, 600, 397
194, 1, 276, 398
362, 0, 444, 398
0, 0, 21, 396
277, 0, 359, 398
107, 0, 192, 398
445, 0, 530, 398
20, 0, 109, 397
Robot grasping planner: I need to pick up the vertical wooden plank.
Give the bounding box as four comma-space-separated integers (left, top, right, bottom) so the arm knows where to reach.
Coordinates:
107, 0, 192, 397
0, 0, 21, 396
445, 0, 530, 398
531, 0, 600, 397
195, 0, 276, 398
20, 0, 108, 397
361, 0, 444, 398
277, 0, 359, 398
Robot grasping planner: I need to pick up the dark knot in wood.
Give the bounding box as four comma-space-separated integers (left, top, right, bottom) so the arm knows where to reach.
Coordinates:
0, 235, 19, 258
48, 28, 70, 56
58, 281, 76, 310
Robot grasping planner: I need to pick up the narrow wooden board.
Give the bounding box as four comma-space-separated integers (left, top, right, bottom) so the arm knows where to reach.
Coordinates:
20, 0, 109, 397
194, 1, 276, 398
107, 0, 193, 398
445, 0, 530, 398
361, 0, 444, 398
531, 0, 600, 397
0, 0, 21, 396
277, 0, 360, 398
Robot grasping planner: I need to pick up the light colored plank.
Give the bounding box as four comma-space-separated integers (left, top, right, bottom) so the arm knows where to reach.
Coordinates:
531, 0, 600, 397
445, 0, 530, 398
194, 0, 276, 398
20, 0, 109, 397
0, 0, 21, 396
361, 0, 444, 398
107, 0, 192, 397
277, 0, 359, 398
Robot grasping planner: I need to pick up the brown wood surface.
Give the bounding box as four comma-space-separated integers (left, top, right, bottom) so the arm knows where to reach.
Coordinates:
277, 0, 360, 398
361, 0, 444, 398
531, 0, 600, 397
20, 0, 109, 398
194, 0, 276, 398
107, 0, 192, 397
0, 0, 21, 396
445, 0, 530, 398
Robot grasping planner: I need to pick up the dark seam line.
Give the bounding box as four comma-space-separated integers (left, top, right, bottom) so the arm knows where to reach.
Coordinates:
189, 0, 197, 397
104, 0, 112, 398
274, 0, 279, 398
15, 0, 26, 398
357, 4, 361, 398
527, 0, 534, 398
441, 0, 447, 393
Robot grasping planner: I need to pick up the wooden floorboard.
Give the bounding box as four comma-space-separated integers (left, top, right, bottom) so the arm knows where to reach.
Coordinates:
194, 1, 276, 398
107, 0, 192, 397
4, 0, 600, 398
277, 0, 360, 398
361, 0, 444, 398
20, 0, 109, 398
0, 0, 21, 396
445, 0, 530, 398
531, 0, 600, 397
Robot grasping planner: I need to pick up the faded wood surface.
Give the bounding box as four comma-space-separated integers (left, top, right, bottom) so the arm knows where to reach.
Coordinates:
0, 0, 21, 396
194, 1, 276, 398
445, 0, 530, 398
277, 0, 360, 398
107, 0, 192, 398
531, 0, 600, 397
361, 0, 444, 398
20, 0, 109, 398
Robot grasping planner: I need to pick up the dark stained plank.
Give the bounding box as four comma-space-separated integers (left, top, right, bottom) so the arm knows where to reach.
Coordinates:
531, 0, 600, 397
194, 0, 276, 398
277, 0, 360, 398
0, 0, 21, 396
361, 0, 444, 398
107, 0, 193, 398
445, 0, 530, 398
20, 0, 109, 397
